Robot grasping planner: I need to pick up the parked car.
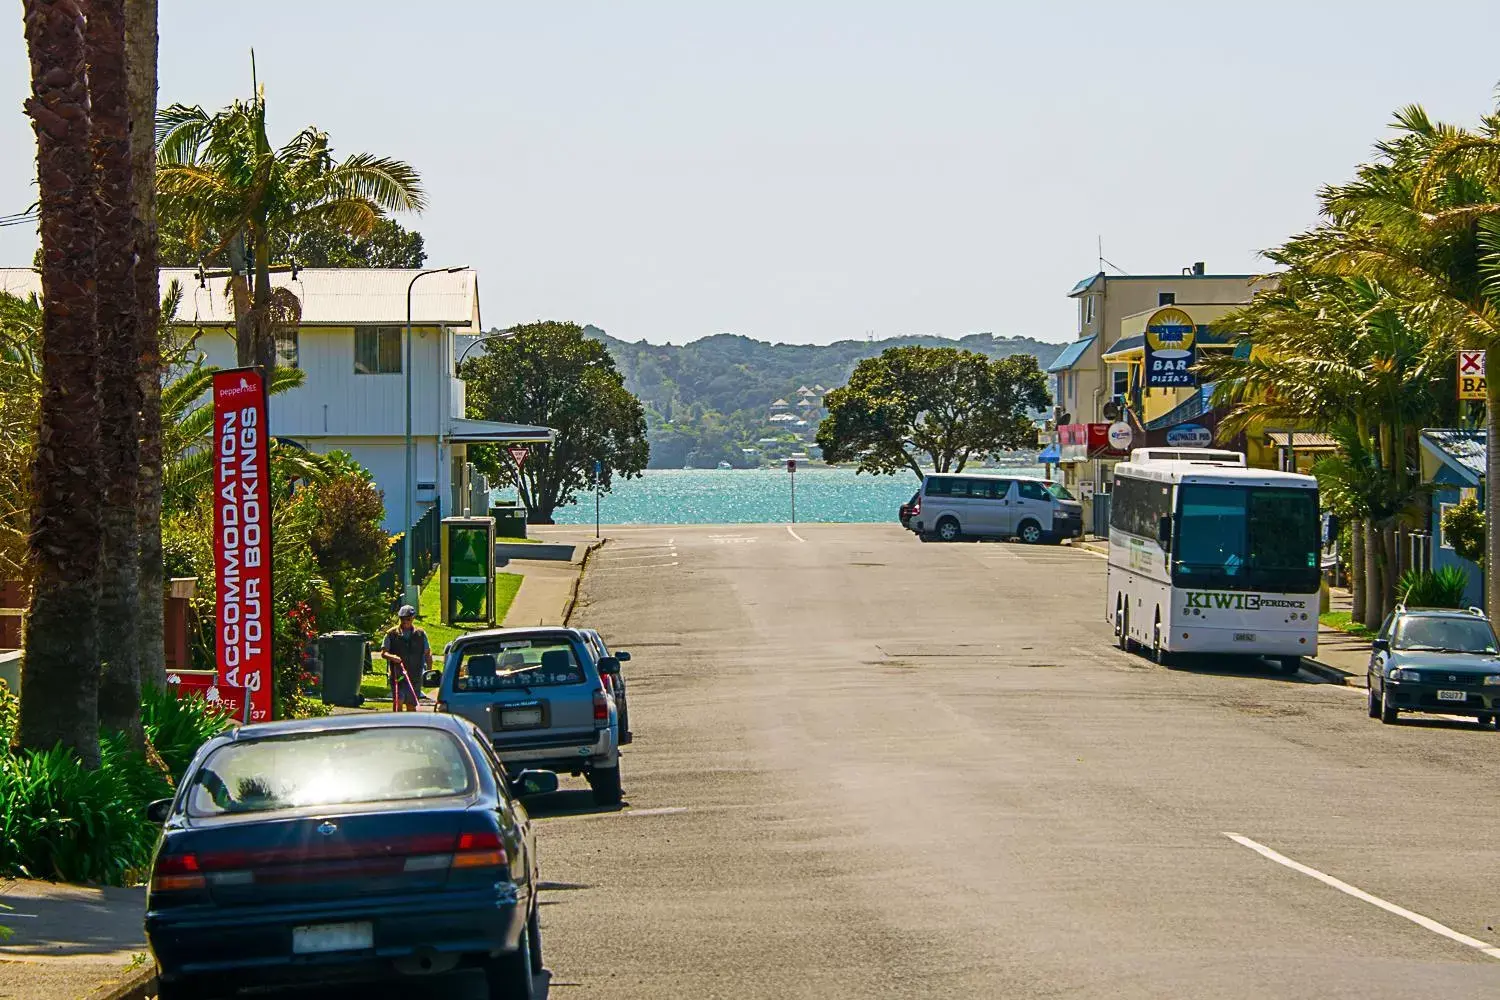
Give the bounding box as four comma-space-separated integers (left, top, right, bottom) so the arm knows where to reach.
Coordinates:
909, 473, 1082, 543
429, 627, 624, 806
144, 713, 556, 1000
578, 627, 633, 745
1367, 606, 1500, 726
899, 491, 919, 529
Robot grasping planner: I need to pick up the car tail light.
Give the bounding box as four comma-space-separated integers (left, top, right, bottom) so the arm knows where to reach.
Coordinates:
594, 689, 609, 729
452, 828, 508, 869
152, 852, 205, 893
913, 501, 921, 514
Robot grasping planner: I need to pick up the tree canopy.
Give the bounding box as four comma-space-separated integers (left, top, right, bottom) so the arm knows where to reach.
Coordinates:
463, 322, 649, 523
815, 346, 1051, 479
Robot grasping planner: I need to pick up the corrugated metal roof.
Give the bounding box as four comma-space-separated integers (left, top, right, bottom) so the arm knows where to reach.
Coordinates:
1421, 429, 1486, 484
1069, 272, 1104, 295
0, 267, 479, 327
1037, 443, 1061, 463
448, 419, 555, 444
1267, 431, 1338, 448
1045, 335, 1096, 373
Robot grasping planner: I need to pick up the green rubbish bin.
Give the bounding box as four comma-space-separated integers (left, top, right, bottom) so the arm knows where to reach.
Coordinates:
489, 504, 528, 539
319, 631, 368, 707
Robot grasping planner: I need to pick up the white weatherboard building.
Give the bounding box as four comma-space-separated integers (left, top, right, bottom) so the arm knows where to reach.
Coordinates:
0, 267, 552, 532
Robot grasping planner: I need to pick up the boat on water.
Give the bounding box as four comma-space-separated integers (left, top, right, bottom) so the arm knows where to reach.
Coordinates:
717, 461, 733, 470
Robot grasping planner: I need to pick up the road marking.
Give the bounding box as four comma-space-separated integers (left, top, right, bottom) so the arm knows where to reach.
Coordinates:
787, 526, 806, 543
1224, 833, 1500, 960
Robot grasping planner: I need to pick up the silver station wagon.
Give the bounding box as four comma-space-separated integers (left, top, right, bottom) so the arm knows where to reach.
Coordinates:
429, 627, 623, 806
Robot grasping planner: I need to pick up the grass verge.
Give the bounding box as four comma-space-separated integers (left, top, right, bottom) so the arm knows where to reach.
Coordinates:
1319, 611, 1378, 641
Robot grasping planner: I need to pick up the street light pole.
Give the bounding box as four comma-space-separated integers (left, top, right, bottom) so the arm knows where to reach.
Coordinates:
405, 266, 469, 609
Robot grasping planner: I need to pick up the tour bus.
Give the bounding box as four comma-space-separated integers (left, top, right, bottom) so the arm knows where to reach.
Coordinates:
1106, 447, 1320, 673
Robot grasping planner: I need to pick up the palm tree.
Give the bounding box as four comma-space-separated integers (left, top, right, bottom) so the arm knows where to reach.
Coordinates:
155, 91, 426, 370
127, 0, 166, 690
1200, 266, 1452, 624
1271, 104, 1500, 617
20, 0, 104, 765
85, 0, 146, 746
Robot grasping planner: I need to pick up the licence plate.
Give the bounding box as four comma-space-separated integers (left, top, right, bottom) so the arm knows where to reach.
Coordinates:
499, 707, 543, 728
1233, 632, 1256, 642
292, 921, 373, 955
1437, 690, 1468, 702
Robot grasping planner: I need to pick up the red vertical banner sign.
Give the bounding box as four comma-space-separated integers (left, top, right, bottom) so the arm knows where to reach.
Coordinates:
212, 370, 273, 723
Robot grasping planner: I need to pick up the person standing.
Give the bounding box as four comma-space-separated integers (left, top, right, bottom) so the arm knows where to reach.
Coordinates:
380, 605, 431, 712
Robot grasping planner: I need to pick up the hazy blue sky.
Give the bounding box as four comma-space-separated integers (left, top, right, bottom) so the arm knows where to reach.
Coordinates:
4, 1, 1500, 345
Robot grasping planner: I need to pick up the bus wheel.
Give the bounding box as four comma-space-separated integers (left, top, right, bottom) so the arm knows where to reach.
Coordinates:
1152, 619, 1173, 667
1116, 605, 1134, 653
1278, 656, 1302, 677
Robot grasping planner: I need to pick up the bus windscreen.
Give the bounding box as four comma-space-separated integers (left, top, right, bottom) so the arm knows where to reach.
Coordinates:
1172, 484, 1319, 594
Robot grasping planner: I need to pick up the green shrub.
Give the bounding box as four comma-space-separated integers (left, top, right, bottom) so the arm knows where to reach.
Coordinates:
1441, 497, 1485, 566
0, 679, 17, 749
0, 736, 162, 884
1397, 566, 1471, 609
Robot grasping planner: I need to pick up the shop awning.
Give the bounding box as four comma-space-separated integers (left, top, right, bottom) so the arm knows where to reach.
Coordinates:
1267, 431, 1338, 449
1038, 443, 1061, 463
1046, 336, 1096, 374
448, 419, 556, 444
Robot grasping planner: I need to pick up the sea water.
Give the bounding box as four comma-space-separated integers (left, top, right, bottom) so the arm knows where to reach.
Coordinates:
514, 466, 1045, 525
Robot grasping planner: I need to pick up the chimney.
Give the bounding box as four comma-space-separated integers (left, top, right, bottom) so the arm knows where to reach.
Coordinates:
1192, 261, 1205, 276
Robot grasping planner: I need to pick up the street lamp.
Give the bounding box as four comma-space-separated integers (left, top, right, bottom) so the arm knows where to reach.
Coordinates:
455, 329, 518, 370
405, 266, 469, 609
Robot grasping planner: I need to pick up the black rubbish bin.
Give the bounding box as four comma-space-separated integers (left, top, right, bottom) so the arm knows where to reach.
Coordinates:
489, 504, 528, 539
319, 631, 368, 707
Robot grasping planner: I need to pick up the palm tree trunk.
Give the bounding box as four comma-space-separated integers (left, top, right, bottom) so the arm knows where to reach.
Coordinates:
127, 0, 165, 690
88, 0, 144, 747
1382, 524, 1399, 613
251, 230, 277, 373
1487, 376, 1500, 620
1363, 520, 1382, 627
1350, 519, 1366, 626
19, 0, 102, 766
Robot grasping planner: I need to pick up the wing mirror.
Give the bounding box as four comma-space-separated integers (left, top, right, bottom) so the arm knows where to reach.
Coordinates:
1371, 638, 1390, 653
615, 651, 632, 663
1156, 516, 1173, 548
512, 769, 559, 797
597, 656, 621, 676
422, 669, 443, 687
145, 798, 173, 824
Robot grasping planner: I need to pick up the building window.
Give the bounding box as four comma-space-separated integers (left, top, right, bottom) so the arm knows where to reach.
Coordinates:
275, 329, 299, 369
1158, 291, 1176, 306
1081, 295, 1096, 327
1439, 502, 1454, 550
354, 326, 402, 374
1112, 368, 1128, 397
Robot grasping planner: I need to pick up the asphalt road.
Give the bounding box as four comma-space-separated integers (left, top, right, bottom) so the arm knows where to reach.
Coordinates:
514, 523, 1500, 998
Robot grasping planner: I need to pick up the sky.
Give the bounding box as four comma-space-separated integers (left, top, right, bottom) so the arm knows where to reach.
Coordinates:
4, 1, 1500, 346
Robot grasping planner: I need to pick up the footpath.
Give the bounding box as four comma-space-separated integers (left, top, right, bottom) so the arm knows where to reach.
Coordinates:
4, 531, 608, 1000
1072, 538, 1370, 686
0, 880, 152, 1000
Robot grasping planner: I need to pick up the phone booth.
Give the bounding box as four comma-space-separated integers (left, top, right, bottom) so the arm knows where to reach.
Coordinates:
441, 516, 498, 626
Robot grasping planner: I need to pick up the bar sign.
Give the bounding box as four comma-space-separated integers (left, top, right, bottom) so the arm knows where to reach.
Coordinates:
1459, 349, 1486, 401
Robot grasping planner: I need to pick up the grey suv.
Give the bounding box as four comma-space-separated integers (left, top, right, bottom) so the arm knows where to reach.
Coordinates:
429, 627, 623, 805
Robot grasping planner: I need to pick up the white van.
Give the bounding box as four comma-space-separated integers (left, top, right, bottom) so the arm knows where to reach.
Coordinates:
908, 473, 1082, 544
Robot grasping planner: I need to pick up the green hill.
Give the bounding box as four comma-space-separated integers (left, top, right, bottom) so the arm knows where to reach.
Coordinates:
491, 326, 1066, 469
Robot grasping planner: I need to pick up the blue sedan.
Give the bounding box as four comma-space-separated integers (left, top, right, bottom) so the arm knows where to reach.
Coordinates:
144, 713, 557, 999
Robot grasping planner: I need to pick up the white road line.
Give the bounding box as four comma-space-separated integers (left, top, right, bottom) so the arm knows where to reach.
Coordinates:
787, 526, 806, 543
1224, 833, 1500, 961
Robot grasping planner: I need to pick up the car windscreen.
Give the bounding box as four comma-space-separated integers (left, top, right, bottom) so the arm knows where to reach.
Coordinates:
451, 638, 587, 691
186, 727, 473, 817
1045, 483, 1075, 501
1394, 617, 1499, 653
